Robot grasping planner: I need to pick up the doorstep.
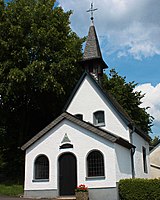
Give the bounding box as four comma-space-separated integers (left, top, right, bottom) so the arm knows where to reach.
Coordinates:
55, 196, 76, 200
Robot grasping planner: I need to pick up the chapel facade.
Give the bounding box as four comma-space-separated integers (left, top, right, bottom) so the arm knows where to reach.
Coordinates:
22, 13, 150, 200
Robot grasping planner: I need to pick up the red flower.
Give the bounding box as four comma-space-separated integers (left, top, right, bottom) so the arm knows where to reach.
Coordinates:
75, 184, 88, 192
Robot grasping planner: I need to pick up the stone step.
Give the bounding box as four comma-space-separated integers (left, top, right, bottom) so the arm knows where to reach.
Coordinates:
55, 196, 76, 200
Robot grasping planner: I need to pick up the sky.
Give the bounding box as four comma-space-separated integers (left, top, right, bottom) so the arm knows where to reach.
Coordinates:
57, 0, 160, 138
4, 0, 160, 138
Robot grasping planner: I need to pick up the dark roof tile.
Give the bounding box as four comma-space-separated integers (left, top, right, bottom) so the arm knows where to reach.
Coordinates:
83, 24, 102, 60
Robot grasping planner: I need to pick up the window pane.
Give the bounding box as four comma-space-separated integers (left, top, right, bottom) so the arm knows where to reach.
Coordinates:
35, 155, 49, 179
87, 151, 104, 177
142, 147, 148, 173
75, 114, 83, 120
94, 111, 105, 126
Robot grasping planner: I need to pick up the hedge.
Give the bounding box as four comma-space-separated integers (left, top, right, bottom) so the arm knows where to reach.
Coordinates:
119, 178, 160, 200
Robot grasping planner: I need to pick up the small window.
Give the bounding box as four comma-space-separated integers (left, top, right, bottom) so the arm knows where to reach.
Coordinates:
75, 114, 83, 120
34, 155, 49, 180
87, 150, 104, 177
142, 147, 148, 173
93, 111, 105, 126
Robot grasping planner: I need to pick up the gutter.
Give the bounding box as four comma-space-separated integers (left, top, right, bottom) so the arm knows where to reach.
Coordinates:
130, 124, 136, 178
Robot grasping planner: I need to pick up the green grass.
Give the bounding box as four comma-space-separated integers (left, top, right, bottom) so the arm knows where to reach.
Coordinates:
0, 184, 23, 196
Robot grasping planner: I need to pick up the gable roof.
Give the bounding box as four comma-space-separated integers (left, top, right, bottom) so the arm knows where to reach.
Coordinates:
21, 112, 134, 151
63, 72, 150, 142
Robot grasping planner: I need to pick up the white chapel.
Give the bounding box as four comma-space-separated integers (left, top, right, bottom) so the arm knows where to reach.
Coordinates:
22, 12, 150, 200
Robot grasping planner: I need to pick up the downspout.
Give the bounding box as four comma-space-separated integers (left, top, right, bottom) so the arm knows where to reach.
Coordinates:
130, 124, 136, 178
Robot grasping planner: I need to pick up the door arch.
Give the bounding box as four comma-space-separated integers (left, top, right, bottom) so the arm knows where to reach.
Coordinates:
58, 153, 77, 196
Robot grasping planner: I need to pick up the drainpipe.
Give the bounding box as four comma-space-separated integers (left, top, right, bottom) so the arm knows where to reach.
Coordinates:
130, 124, 136, 178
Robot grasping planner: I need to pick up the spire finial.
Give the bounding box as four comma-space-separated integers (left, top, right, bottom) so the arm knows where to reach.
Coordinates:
87, 2, 98, 23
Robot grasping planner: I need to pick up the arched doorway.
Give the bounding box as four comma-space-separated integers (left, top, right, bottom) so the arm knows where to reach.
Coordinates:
58, 153, 77, 196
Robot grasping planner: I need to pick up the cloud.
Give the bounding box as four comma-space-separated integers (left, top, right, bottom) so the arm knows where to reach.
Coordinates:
58, 0, 160, 60
135, 83, 160, 134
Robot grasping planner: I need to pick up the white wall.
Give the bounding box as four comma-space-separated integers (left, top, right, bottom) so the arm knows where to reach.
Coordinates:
150, 144, 160, 166
132, 132, 150, 178
115, 144, 132, 182
150, 144, 160, 178
24, 119, 117, 192
66, 76, 130, 141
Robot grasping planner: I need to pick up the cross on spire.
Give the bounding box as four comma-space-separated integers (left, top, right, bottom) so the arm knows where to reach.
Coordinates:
87, 2, 98, 23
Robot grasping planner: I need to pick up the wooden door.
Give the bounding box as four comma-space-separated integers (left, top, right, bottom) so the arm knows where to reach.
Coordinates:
59, 153, 77, 196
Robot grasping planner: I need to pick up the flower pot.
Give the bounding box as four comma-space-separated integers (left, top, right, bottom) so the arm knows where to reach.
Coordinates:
75, 191, 89, 200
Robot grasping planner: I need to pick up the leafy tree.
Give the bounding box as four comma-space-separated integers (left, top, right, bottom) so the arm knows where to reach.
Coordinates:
0, 0, 153, 183
150, 136, 160, 149
0, 0, 83, 182
102, 69, 153, 134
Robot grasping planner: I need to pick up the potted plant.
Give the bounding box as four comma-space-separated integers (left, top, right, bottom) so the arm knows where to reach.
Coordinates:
75, 184, 89, 200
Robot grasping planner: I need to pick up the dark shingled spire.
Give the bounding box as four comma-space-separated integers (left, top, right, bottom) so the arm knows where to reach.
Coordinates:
82, 22, 108, 85
82, 3, 108, 85
83, 24, 102, 61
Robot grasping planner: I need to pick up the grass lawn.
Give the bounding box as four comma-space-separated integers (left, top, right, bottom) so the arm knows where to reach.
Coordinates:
0, 184, 23, 196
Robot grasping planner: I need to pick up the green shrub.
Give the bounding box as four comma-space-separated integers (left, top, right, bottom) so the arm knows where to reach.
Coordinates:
119, 179, 160, 200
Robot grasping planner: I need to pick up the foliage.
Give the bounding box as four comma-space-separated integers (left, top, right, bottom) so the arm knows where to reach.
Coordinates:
102, 69, 153, 134
0, 184, 23, 196
150, 136, 160, 150
0, 0, 153, 184
75, 184, 88, 192
0, 0, 83, 182
119, 178, 160, 200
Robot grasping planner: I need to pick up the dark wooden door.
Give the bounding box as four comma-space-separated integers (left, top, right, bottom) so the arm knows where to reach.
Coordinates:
59, 153, 77, 196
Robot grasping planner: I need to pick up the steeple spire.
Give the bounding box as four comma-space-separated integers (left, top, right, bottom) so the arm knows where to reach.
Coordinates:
82, 3, 108, 85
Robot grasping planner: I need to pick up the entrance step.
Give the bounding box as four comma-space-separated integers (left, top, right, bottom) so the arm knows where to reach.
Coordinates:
56, 196, 76, 200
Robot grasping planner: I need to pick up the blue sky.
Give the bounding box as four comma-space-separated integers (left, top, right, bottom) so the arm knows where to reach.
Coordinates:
57, 0, 160, 138
4, 0, 160, 138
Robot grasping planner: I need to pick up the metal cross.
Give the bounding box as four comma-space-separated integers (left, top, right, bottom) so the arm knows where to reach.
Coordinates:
87, 2, 98, 22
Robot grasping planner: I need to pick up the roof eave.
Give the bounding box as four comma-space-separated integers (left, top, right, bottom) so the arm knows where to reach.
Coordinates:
21, 112, 134, 151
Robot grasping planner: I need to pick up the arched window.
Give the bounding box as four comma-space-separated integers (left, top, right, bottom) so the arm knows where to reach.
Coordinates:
87, 150, 104, 177
34, 155, 49, 180
93, 111, 105, 126
75, 114, 83, 121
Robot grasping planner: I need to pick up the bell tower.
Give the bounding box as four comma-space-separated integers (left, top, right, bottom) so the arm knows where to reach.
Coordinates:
82, 3, 108, 85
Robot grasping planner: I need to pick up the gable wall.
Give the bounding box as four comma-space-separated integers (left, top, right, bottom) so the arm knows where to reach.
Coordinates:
67, 76, 130, 141
24, 119, 117, 192
132, 132, 150, 178
150, 144, 160, 166
150, 144, 160, 178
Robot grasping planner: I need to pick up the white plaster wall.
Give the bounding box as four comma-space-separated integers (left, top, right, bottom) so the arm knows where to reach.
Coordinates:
150, 166, 160, 178
150, 144, 160, 166
132, 132, 150, 178
66, 76, 130, 141
150, 144, 160, 178
24, 119, 117, 192
115, 144, 132, 182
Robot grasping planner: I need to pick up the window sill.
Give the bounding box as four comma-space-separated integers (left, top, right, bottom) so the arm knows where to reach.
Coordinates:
86, 176, 105, 180
32, 179, 49, 182
94, 123, 105, 127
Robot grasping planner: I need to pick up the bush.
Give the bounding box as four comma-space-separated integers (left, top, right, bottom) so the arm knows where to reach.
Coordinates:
119, 179, 160, 200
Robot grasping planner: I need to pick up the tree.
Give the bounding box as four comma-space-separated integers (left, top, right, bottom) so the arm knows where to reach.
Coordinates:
0, 0, 84, 182
102, 69, 153, 134
150, 136, 160, 149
